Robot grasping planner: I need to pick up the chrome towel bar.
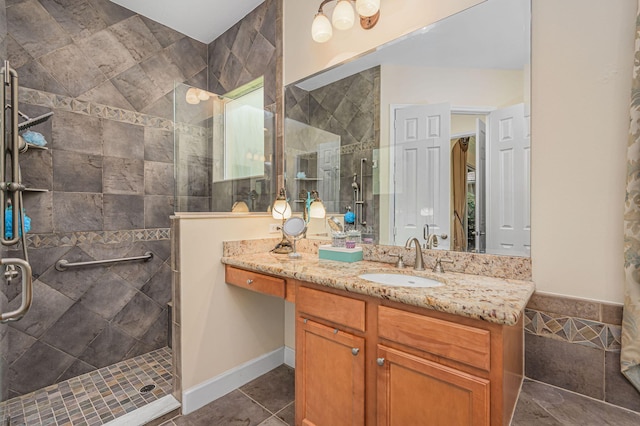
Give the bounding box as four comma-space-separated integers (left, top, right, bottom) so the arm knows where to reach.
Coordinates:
55, 251, 153, 271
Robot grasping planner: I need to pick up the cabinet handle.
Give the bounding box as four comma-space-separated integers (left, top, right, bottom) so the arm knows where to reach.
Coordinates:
376, 358, 385, 366
351, 348, 360, 356
246, 279, 254, 285
333, 328, 339, 334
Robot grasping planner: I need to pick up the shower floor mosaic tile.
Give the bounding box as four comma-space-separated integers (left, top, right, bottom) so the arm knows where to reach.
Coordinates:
0, 347, 172, 426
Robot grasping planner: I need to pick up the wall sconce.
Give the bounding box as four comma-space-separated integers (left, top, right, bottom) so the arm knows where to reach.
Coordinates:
272, 188, 293, 253
312, 0, 381, 43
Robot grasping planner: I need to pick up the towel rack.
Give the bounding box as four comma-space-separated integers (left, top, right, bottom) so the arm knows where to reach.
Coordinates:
55, 251, 153, 271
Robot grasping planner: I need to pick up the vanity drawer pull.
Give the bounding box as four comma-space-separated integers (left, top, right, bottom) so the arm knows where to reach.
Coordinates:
352, 348, 360, 356
377, 358, 385, 366
247, 279, 253, 285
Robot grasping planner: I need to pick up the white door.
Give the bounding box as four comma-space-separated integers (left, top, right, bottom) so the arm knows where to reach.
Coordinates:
475, 118, 487, 253
316, 141, 340, 212
486, 103, 530, 256
394, 103, 451, 249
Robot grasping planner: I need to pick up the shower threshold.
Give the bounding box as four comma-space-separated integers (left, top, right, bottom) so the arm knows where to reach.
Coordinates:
0, 347, 175, 426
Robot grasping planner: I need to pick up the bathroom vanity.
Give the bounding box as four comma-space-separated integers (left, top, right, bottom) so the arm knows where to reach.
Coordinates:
222, 252, 534, 426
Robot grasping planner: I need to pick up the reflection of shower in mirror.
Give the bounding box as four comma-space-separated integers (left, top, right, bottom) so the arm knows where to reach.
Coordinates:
351, 158, 367, 228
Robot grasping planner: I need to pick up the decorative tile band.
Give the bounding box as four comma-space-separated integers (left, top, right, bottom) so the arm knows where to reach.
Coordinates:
25, 228, 171, 249
19, 87, 207, 137
341, 140, 376, 155
525, 308, 622, 352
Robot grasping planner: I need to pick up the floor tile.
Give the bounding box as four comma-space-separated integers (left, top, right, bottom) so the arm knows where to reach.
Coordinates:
240, 365, 295, 413
512, 379, 640, 426
275, 402, 294, 425
0, 347, 172, 426
174, 390, 270, 426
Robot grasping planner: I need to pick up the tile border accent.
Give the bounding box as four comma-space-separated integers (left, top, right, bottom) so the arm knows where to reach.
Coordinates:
19, 87, 207, 136
25, 228, 171, 249
525, 308, 622, 352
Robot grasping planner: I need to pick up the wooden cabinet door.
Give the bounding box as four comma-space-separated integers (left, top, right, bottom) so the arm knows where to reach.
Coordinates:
296, 317, 365, 426
377, 345, 490, 426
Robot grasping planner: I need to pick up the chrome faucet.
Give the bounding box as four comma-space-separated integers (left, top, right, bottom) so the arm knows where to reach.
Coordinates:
404, 238, 425, 271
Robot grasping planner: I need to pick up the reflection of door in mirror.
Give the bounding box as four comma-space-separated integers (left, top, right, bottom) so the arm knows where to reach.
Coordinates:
486, 103, 531, 256
393, 103, 451, 250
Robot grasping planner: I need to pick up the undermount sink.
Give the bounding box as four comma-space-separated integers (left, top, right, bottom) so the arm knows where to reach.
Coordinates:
358, 273, 443, 288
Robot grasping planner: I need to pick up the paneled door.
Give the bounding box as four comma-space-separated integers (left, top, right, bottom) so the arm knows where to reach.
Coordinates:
394, 103, 451, 249
486, 103, 531, 256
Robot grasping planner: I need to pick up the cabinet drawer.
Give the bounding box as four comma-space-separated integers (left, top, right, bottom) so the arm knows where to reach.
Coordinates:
297, 286, 366, 332
225, 266, 285, 299
378, 306, 490, 371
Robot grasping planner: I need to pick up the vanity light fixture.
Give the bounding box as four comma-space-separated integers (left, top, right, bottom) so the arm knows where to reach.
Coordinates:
312, 0, 381, 43
272, 188, 294, 253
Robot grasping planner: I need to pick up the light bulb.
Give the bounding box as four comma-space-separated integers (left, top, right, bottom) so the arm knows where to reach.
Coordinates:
332, 0, 355, 30
231, 201, 249, 213
309, 200, 326, 219
355, 0, 380, 17
185, 88, 200, 105
312, 12, 332, 43
197, 89, 210, 101
272, 199, 292, 219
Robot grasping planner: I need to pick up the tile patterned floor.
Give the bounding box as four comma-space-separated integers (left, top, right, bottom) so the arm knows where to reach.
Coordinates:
160, 366, 640, 426
160, 365, 295, 426
513, 379, 640, 426
0, 347, 172, 426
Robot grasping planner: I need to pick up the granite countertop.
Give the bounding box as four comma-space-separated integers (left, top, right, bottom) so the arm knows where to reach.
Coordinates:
221, 252, 535, 326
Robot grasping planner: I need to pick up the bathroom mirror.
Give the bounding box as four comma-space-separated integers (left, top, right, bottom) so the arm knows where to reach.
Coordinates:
284, 0, 531, 257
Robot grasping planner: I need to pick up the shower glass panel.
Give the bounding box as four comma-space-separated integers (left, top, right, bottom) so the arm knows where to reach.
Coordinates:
174, 82, 275, 213
284, 118, 341, 215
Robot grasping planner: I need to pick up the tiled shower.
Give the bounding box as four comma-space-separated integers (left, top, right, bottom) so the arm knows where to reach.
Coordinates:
1, 0, 206, 403
0, 1, 280, 423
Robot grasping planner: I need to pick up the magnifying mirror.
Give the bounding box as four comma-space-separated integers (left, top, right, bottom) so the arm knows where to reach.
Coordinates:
283, 217, 307, 259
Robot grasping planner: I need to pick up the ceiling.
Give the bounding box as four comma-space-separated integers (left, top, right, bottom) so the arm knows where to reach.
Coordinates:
110, 0, 266, 43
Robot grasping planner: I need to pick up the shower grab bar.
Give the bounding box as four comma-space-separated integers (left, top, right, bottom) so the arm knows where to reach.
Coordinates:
55, 251, 153, 272
0, 258, 32, 323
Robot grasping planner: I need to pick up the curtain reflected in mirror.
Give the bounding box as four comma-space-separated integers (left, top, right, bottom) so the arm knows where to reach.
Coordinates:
452, 137, 470, 252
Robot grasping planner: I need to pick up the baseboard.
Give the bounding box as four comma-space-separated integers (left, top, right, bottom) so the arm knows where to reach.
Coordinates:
182, 347, 285, 415
284, 346, 295, 368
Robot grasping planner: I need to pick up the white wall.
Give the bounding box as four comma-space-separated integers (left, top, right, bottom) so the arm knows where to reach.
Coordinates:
283, 0, 483, 85
178, 215, 285, 391
531, 0, 635, 303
